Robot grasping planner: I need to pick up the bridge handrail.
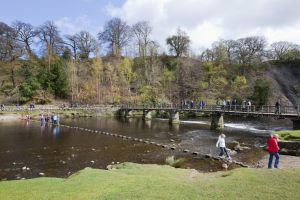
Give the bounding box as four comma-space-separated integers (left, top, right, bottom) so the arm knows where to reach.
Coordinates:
121, 104, 299, 115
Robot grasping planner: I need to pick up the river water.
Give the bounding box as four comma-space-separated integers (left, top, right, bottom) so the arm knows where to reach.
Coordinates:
0, 116, 292, 180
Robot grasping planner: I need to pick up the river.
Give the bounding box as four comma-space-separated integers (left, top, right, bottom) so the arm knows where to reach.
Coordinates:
0, 116, 293, 180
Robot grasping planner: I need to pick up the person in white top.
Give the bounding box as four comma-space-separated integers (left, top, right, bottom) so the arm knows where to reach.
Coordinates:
216, 134, 231, 159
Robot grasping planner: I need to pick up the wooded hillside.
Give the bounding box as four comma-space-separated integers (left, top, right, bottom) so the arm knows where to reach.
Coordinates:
1, 19, 300, 107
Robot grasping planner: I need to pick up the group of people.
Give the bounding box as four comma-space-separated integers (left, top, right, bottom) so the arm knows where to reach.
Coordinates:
216, 133, 280, 169
181, 100, 207, 109
40, 114, 60, 125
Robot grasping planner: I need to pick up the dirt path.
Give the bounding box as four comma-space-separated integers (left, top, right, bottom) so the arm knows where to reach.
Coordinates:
260, 154, 300, 168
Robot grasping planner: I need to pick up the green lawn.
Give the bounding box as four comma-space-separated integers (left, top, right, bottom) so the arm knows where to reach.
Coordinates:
0, 163, 299, 200
275, 130, 300, 141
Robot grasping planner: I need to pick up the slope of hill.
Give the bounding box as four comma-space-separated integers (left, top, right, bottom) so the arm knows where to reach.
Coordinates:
266, 61, 300, 107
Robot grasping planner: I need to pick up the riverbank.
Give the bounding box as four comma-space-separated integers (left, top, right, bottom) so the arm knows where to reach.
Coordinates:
275, 130, 300, 141
0, 106, 119, 119
0, 163, 299, 200
0, 114, 19, 121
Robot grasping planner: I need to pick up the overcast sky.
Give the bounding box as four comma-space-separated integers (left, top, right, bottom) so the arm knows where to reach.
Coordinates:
1, 0, 300, 50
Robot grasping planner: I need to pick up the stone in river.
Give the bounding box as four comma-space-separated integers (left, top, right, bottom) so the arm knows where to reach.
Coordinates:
39, 172, 45, 176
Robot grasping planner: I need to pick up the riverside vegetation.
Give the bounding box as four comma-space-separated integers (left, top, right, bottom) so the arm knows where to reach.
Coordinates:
1, 19, 300, 107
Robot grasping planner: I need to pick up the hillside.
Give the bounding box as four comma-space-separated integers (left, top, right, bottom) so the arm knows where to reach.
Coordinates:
0, 56, 299, 107
266, 61, 300, 107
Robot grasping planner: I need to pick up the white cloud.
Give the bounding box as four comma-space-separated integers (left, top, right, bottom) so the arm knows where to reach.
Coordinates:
55, 15, 101, 36
106, 0, 300, 50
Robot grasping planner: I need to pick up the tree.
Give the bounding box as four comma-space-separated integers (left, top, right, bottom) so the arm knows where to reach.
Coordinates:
0, 21, 24, 87
233, 36, 267, 65
12, 21, 37, 57
38, 21, 63, 71
98, 18, 131, 57
51, 59, 70, 98
132, 21, 152, 57
64, 34, 79, 60
166, 28, 190, 57
252, 79, 272, 107
19, 77, 40, 102
75, 31, 98, 60
270, 41, 300, 61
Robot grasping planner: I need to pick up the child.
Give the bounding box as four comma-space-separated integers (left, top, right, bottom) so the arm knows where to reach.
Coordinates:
216, 134, 231, 159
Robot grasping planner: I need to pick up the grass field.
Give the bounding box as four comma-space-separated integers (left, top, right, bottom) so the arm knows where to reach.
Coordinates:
0, 163, 299, 200
275, 130, 300, 141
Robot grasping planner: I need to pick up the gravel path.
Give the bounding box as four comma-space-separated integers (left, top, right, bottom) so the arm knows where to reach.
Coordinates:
260, 154, 300, 169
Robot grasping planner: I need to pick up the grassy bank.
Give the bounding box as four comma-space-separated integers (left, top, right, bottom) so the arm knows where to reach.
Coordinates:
275, 130, 300, 141
0, 163, 299, 200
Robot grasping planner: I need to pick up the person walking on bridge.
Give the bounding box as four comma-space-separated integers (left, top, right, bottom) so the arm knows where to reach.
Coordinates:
216, 134, 231, 159
267, 134, 280, 169
275, 101, 280, 114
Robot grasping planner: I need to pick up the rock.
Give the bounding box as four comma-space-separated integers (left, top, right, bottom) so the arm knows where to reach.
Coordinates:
170, 147, 176, 150
39, 172, 45, 176
91, 148, 96, 151
22, 166, 27, 171
21, 178, 26, 180
256, 162, 264, 168
192, 152, 199, 155
60, 160, 66, 164
106, 165, 113, 170
228, 150, 237, 156
26, 167, 30, 171
222, 163, 228, 170
183, 149, 190, 153
205, 154, 212, 158
12, 162, 16, 165
90, 160, 95, 164
170, 139, 175, 142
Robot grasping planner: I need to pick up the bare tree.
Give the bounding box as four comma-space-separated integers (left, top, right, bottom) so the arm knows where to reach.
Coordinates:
37, 21, 63, 71
233, 36, 267, 65
75, 31, 98, 60
270, 41, 300, 60
166, 28, 190, 57
98, 18, 131, 57
132, 21, 152, 57
12, 21, 37, 57
64, 34, 79, 60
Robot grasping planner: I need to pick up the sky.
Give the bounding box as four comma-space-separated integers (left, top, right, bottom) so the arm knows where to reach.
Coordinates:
1, 0, 300, 51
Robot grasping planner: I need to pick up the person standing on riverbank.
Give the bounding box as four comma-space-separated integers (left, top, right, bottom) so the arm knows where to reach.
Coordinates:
267, 134, 280, 169
216, 134, 231, 159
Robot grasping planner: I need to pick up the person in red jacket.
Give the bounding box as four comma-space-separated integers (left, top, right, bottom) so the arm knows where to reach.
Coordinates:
267, 134, 280, 169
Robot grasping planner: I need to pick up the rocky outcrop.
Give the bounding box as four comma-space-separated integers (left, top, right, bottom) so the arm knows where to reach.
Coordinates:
279, 141, 300, 156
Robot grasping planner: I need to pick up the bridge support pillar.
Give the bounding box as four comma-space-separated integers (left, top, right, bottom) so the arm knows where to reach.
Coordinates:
125, 110, 133, 118
143, 110, 152, 121
120, 109, 126, 117
292, 119, 300, 130
211, 113, 224, 130
169, 110, 180, 124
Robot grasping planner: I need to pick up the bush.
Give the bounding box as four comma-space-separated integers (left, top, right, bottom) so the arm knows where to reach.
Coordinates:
19, 77, 40, 102
165, 156, 186, 168
251, 79, 272, 107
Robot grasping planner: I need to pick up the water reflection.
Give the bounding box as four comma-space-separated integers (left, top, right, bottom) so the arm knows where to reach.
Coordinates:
53, 126, 61, 138
0, 116, 292, 180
